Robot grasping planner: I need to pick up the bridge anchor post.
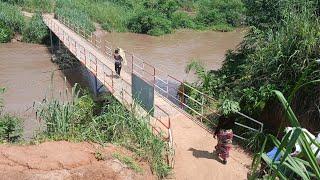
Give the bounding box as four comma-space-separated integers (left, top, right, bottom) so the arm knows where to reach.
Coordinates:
50, 30, 54, 54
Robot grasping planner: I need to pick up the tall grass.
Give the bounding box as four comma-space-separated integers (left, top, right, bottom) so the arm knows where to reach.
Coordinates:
73, 0, 130, 32
251, 90, 320, 179
36, 84, 171, 178
6, 0, 55, 13
23, 13, 49, 43
0, 1, 25, 33
187, 0, 320, 134
55, 0, 95, 34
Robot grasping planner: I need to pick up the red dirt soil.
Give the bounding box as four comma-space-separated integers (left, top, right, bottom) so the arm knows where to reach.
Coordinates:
0, 141, 154, 180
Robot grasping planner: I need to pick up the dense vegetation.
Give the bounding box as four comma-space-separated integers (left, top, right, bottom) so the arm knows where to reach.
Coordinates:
55, 0, 95, 34
185, 0, 320, 178
5, 0, 246, 36
62, 0, 245, 35
23, 13, 49, 43
36, 85, 170, 178
251, 90, 320, 179
188, 0, 320, 130
0, 1, 25, 42
2, 0, 54, 12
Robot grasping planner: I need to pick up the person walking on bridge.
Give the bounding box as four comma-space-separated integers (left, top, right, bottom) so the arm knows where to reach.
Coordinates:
214, 114, 235, 164
113, 48, 123, 76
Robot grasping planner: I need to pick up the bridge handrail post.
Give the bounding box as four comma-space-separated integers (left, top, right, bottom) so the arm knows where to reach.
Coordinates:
111, 71, 114, 92
131, 55, 134, 74
201, 95, 204, 122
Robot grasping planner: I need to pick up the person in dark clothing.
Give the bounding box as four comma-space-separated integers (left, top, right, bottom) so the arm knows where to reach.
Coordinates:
214, 114, 236, 164
113, 48, 123, 76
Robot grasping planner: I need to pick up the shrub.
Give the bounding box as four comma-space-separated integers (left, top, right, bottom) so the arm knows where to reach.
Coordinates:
0, 21, 13, 43
171, 11, 195, 29
128, 9, 172, 36
195, 0, 245, 27
0, 1, 25, 33
0, 114, 23, 143
23, 13, 49, 44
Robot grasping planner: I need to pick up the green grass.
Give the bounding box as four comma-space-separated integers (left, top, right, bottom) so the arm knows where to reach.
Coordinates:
112, 152, 144, 173
36, 84, 171, 178
19, 0, 55, 13
55, 0, 95, 34
23, 13, 49, 43
0, 1, 25, 33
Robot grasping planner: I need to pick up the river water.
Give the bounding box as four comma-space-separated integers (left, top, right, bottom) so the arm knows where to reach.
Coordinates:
0, 30, 244, 138
99, 29, 245, 81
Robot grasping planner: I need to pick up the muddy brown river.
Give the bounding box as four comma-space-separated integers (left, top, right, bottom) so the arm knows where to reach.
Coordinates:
99, 29, 245, 81
0, 30, 244, 139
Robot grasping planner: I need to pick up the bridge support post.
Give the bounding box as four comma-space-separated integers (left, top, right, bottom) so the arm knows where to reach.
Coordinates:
58, 39, 61, 50
50, 30, 54, 54
94, 75, 98, 96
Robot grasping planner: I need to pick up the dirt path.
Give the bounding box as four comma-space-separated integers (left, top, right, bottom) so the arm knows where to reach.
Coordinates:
170, 113, 252, 180
0, 141, 154, 180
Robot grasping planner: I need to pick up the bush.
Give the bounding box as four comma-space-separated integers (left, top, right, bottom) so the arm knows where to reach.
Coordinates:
0, 1, 25, 33
0, 114, 23, 143
0, 21, 13, 43
23, 13, 49, 43
171, 11, 195, 29
128, 9, 172, 36
195, 0, 245, 27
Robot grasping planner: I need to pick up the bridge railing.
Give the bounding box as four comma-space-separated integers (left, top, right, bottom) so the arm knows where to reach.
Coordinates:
47, 15, 263, 142
44, 15, 175, 167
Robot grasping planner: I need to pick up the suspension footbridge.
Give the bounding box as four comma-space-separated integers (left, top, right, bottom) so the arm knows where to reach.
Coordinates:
43, 14, 260, 179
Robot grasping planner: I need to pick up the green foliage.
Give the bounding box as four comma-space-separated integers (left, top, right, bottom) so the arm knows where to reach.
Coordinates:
0, 21, 13, 43
53, 0, 245, 36
128, 9, 172, 36
112, 152, 144, 173
218, 99, 240, 115
9, 0, 55, 12
171, 11, 195, 29
36, 85, 171, 178
23, 13, 49, 43
251, 90, 320, 179
188, 0, 320, 120
0, 1, 25, 33
55, 0, 95, 34
0, 114, 23, 143
195, 0, 245, 27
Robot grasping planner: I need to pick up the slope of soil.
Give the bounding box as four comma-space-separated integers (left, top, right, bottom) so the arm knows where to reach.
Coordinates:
0, 141, 154, 180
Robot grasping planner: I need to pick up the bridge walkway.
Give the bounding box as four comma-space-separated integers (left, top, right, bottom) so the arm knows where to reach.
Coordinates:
43, 14, 252, 179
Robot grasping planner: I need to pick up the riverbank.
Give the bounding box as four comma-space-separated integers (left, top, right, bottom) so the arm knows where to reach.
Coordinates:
0, 141, 154, 180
